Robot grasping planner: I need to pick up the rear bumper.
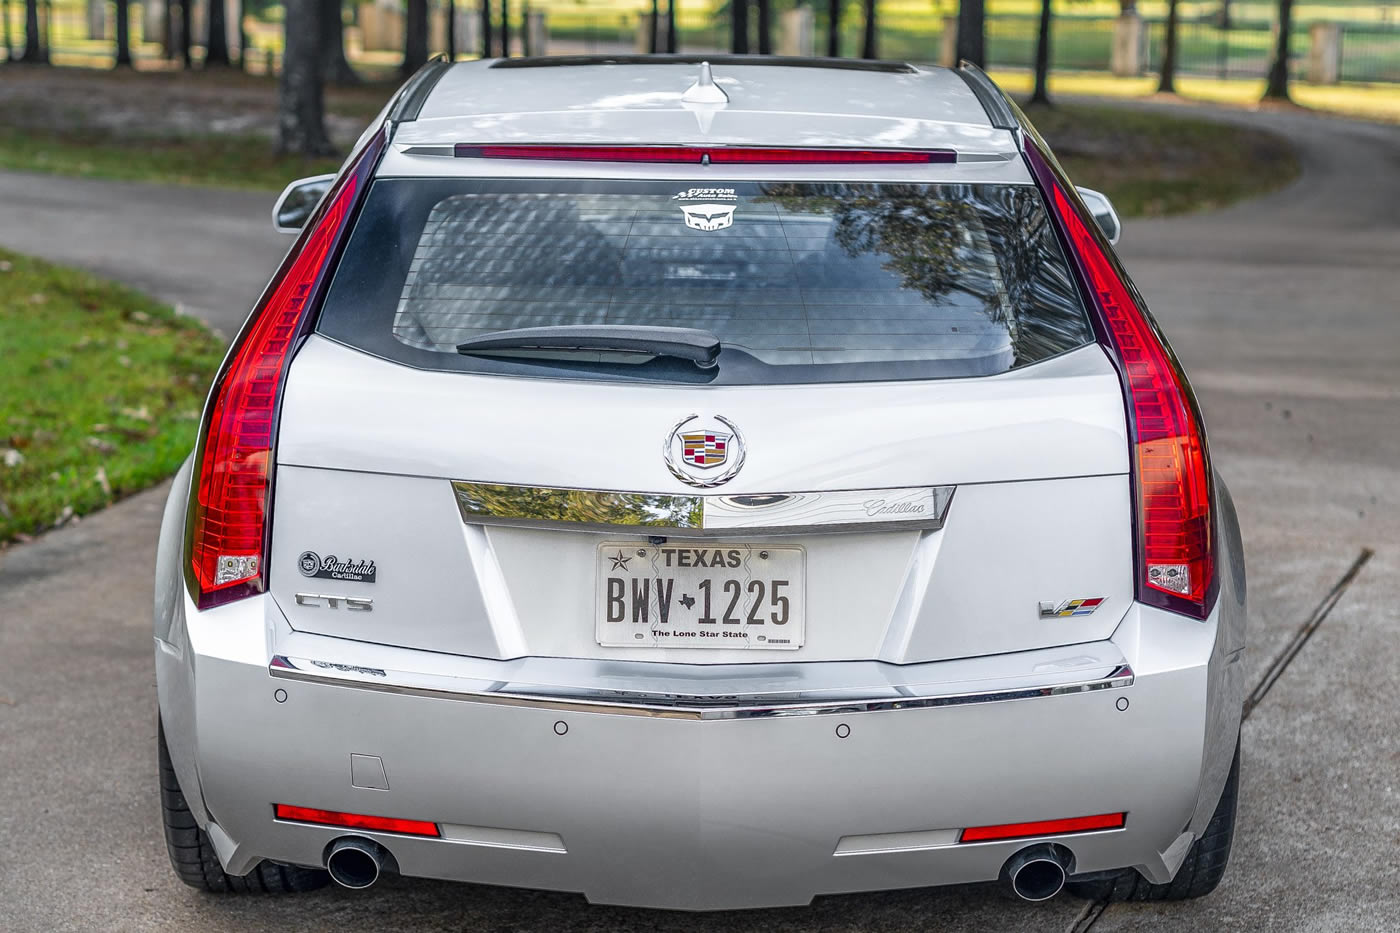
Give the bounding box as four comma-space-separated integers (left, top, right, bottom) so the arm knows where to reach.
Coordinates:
155, 593, 1244, 911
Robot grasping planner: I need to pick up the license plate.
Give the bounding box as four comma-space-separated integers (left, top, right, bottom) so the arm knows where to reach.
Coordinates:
595, 541, 805, 650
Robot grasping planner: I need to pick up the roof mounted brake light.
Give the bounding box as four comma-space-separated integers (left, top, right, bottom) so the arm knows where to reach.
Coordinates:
453, 145, 956, 164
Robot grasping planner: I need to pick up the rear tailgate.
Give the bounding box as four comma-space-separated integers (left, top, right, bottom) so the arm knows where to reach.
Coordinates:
270, 336, 1130, 664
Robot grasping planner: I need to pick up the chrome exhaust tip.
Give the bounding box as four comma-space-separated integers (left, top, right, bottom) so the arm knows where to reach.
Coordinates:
325, 836, 388, 890
1002, 843, 1074, 902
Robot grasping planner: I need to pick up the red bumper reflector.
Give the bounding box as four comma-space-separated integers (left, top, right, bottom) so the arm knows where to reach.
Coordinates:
454, 144, 956, 164
959, 812, 1125, 843
274, 804, 440, 838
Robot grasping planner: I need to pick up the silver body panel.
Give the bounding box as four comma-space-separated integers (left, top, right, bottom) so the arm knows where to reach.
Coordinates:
155, 457, 1246, 911
154, 452, 1246, 909
154, 59, 1247, 910
269, 339, 1135, 664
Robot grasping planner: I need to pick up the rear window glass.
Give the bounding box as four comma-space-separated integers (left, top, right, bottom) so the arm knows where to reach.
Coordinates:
318, 178, 1092, 385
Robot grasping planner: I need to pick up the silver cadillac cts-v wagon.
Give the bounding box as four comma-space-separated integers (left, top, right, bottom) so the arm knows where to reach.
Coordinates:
153, 55, 1246, 910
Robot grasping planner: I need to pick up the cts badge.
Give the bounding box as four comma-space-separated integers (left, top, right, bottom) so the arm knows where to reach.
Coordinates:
664, 414, 746, 488
295, 593, 374, 612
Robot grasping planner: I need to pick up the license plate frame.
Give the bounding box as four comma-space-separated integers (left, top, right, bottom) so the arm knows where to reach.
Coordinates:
594, 541, 806, 650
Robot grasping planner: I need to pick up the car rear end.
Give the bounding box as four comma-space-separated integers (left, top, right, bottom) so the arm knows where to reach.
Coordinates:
153, 59, 1246, 910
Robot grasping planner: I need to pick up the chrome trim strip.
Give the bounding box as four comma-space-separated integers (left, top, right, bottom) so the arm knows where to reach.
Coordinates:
451, 481, 955, 537
268, 656, 1133, 721
397, 144, 457, 157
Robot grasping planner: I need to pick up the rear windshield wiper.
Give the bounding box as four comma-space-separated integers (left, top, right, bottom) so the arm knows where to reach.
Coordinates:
457, 325, 721, 368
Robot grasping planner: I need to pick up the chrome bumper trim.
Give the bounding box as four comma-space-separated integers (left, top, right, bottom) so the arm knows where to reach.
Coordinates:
268, 656, 1134, 721
451, 481, 955, 537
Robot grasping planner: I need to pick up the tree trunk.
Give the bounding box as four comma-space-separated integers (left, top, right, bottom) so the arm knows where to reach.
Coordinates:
1158, 0, 1178, 93
179, 0, 192, 67
649, 0, 658, 52
402, 0, 427, 74
480, 0, 492, 57
278, 0, 334, 156
207, 0, 231, 66
237, 0, 246, 66
1030, 0, 1052, 105
1262, 0, 1293, 100
757, 0, 770, 53
319, 0, 358, 83
499, 0, 509, 57
730, 0, 747, 53
666, 0, 676, 51
447, 0, 456, 59
1119, 0, 1135, 10
23, 0, 46, 62
826, 0, 838, 56
860, 0, 875, 58
114, 0, 132, 65
956, 0, 985, 67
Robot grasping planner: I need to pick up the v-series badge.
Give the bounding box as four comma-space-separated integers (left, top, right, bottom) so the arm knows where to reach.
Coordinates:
298, 550, 377, 583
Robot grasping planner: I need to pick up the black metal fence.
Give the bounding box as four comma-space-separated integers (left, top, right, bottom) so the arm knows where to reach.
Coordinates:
8, 3, 1400, 86
980, 14, 1400, 85
1339, 25, 1400, 83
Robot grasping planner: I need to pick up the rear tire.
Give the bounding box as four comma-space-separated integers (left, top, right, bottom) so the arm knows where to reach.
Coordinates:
159, 719, 329, 893
1067, 739, 1240, 902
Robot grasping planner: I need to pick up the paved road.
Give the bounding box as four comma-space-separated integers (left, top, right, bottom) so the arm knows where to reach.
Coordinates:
2, 106, 1397, 932
0, 173, 288, 337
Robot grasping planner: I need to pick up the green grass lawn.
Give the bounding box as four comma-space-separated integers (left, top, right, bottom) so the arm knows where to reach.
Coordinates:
0, 127, 343, 191
1028, 102, 1300, 217
0, 250, 225, 545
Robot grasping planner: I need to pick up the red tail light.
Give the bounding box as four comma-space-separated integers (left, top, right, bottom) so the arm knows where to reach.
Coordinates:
454, 144, 955, 164
274, 804, 440, 838
188, 131, 385, 609
960, 812, 1126, 843
1027, 143, 1215, 619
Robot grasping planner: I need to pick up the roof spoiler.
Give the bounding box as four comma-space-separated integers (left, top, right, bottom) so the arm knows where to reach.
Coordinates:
388, 54, 454, 125
954, 62, 1018, 131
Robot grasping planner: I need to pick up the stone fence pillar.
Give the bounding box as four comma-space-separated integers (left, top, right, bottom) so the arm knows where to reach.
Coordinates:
1307, 22, 1341, 84
451, 7, 480, 57
778, 6, 814, 57
87, 0, 106, 39
359, 2, 405, 52
1111, 12, 1146, 77
526, 10, 547, 56
938, 16, 957, 67
430, 6, 446, 53
635, 12, 667, 52
142, 0, 166, 42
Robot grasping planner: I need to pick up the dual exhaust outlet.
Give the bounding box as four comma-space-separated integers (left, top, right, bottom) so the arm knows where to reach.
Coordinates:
325, 836, 393, 890
324, 835, 1076, 901
1001, 843, 1075, 902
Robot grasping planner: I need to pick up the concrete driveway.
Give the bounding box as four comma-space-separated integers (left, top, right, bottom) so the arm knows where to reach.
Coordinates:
1, 104, 1396, 933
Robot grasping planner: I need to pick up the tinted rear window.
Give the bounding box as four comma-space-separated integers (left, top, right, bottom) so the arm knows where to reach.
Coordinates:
318, 178, 1092, 385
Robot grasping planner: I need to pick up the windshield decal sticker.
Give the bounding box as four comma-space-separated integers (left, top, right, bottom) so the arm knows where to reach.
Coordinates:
673, 188, 738, 232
